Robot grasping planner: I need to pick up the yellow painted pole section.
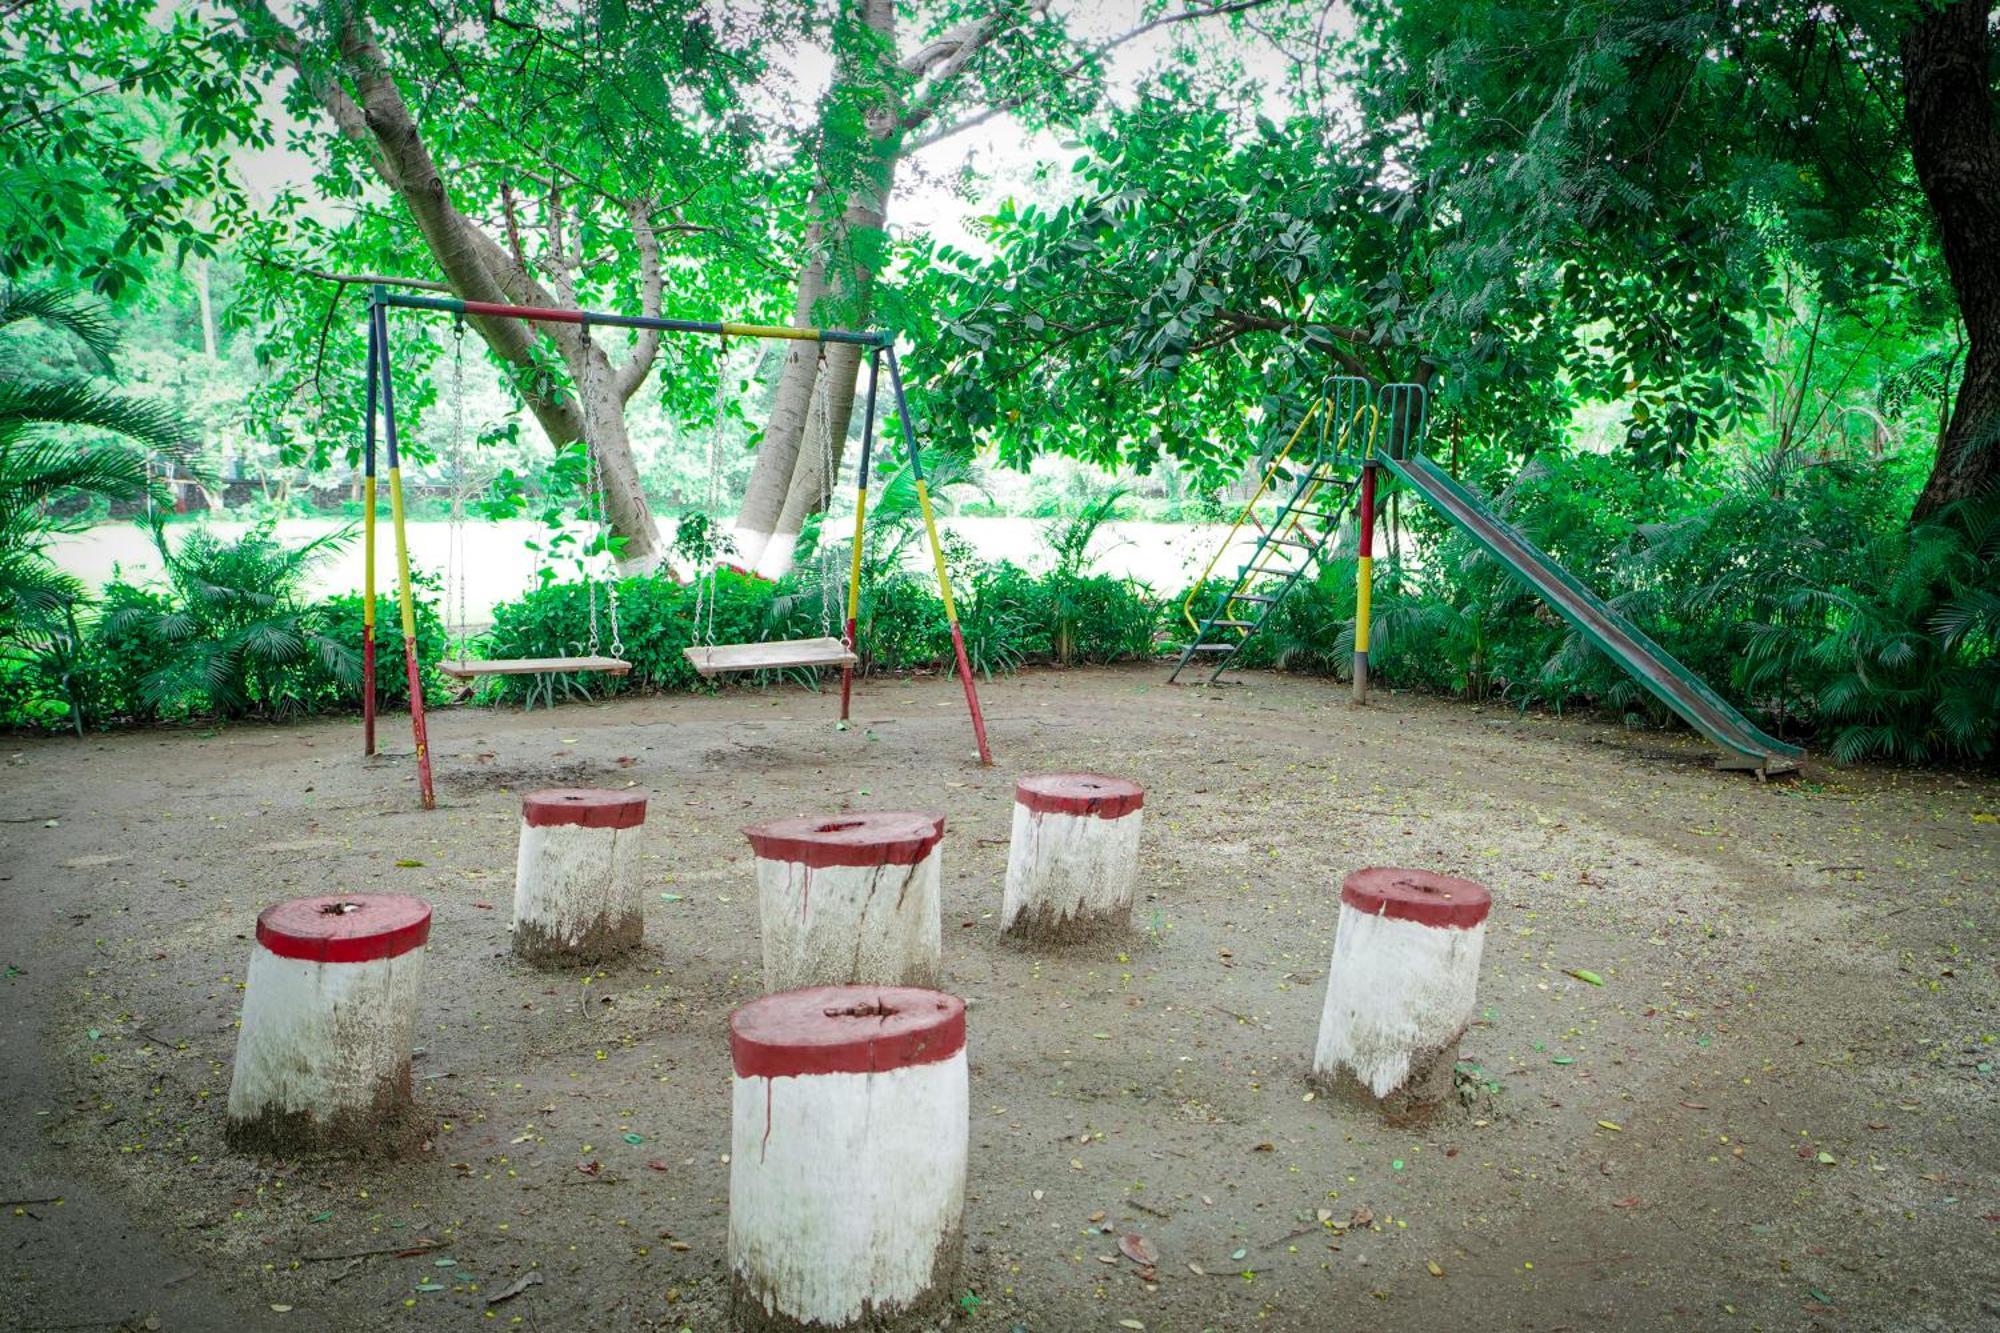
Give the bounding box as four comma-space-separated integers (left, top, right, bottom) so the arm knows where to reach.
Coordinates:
1181, 399, 1327, 631
914, 479, 958, 621
1354, 557, 1373, 653
387, 467, 419, 641
363, 475, 376, 630
720, 323, 820, 342
845, 488, 869, 624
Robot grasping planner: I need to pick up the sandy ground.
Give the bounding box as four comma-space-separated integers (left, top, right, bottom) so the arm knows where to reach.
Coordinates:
1, 665, 1996, 1333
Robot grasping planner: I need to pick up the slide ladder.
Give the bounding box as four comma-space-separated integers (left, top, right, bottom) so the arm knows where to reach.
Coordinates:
1170, 387, 1371, 683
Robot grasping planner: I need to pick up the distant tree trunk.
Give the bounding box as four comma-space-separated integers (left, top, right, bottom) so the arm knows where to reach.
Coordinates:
194, 259, 217, 359
1902, 0, 2000, 521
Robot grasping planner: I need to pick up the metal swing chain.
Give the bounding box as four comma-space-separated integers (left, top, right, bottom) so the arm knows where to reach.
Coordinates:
572, 317, 626, 660
448, 317, 470, 660
577, 318, 602, 658
695, 334, 727, 649
809, 349, 839, 640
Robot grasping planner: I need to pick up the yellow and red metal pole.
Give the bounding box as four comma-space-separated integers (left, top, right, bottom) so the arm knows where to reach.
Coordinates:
1352, 454, 1376, 705
885, 347, 991, 765
373, 299, 435, 808
362, 303, 379, 755
840, 349, 882, 722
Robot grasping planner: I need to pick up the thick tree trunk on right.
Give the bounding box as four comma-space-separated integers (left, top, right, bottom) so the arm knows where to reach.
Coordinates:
1902, 0, 2000, 521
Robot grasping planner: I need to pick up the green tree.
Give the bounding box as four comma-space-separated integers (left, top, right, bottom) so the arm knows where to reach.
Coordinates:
0, 284, 193, 731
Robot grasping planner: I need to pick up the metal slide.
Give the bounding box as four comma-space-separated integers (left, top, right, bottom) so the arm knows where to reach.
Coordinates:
1382, 451, 1803, 775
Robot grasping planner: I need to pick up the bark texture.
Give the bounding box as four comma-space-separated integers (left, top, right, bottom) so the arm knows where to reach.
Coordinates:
232, 0, 666, 568
1903, 0, 2000, 520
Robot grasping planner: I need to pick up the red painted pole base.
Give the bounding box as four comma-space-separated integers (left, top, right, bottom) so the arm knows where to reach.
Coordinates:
402, 637, 434, 810
362, 627, 377, 755
948, 622, 992, 766
839, 616, 857, 721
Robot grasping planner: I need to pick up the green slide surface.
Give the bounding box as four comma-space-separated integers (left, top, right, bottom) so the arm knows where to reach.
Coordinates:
1383, 452, 1802, 772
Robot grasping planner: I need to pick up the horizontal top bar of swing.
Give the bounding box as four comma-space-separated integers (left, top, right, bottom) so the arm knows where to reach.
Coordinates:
371, 290, 888, 346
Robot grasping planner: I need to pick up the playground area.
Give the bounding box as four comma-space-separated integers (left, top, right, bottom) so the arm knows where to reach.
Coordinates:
2, 665, 1993, 1332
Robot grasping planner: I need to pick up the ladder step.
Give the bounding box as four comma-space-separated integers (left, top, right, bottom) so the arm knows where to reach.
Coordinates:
1208, 619, 1256, 629
1230, 593, 1278, 604
1270, 536, 1319, 550
1190, 643, 1237, 653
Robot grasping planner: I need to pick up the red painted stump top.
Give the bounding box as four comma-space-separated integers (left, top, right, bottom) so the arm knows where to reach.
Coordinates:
256, 894, 433, 963
742, 811, 945, 869
730, 985, 966, 1079
522, 788, 649, 830
1341, 867, 1491, 930
1015, 773, 1144, 819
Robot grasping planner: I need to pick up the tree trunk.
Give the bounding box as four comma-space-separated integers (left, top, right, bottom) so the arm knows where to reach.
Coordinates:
737, 0, 900, 577
1902, 0, 2000, 520
733, 241, 832, 567
194, 259, 217, 359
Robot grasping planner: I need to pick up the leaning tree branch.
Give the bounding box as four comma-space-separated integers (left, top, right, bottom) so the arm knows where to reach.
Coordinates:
905, 0, 1282, 153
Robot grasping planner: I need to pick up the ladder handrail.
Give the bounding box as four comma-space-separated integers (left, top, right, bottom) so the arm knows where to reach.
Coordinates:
1182, 399, 1330, 631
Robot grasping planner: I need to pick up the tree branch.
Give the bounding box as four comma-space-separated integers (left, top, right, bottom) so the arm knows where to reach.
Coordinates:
614, 201, 664, 402
900, 11, 1013, 134
248, 259, 451, 292
906, 0, 1282, 153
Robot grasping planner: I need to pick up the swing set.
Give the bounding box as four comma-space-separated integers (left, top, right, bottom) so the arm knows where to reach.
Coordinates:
359, 286, 993, 811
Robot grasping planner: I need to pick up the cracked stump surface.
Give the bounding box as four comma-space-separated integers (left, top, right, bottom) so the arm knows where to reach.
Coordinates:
1, 664, 1995, 1331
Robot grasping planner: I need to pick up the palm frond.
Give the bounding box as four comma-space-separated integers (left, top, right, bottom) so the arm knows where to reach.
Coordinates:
0, 285, 118, 367
0, 381, 198, 461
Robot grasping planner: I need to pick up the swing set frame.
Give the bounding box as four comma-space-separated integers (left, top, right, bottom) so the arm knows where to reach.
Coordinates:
361, 286, 994, 810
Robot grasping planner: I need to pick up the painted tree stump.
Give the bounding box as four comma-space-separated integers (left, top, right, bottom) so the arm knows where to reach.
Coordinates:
728, 985, 968, 1332
743, 812, 945, 990
1001, 773, 1145, 944
513, 788, 648, 966
226, 894, 431, 1153
1312, 867, 1491, 1118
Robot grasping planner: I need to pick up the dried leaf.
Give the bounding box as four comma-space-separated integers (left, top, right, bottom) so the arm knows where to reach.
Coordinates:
1597, 1120, 1623, 1132
1119, 1234, 1159, 1267
488, 1272, 544, 1305
1426, 1261, 1445, 1278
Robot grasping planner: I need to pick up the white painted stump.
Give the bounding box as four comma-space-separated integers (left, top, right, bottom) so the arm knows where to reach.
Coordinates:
226, 894, 431, 1153
742, 812, 945, 990
728, 985, 968, 1332
1312, 867, 1491, 1116
1001, 773, 1144, 944
513, 788, 648, 966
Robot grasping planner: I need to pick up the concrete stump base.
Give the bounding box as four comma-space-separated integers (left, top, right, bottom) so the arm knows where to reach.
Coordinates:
728, 985, 968, 1332
743, 812, 945, 990
1001, 774, 1145, 947
226, 894, 431, 1154
513, 788, 647, 967
1311, 867, 1490, 1119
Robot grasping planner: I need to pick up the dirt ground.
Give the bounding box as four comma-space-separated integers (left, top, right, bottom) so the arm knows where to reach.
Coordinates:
2, 665, 1995, 1333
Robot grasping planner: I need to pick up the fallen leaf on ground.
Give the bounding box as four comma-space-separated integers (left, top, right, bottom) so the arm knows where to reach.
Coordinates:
1119, 1234, 1159, 1267
1566, 969, 1605, 986
487, 1272, 543, 1304
1427, 1261, 1445, 1278
1597, 1120, 1623, 1132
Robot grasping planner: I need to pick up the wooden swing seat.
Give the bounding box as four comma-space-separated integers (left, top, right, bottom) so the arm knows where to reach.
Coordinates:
439, 655, 632, 679
683, 637, 857, 678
